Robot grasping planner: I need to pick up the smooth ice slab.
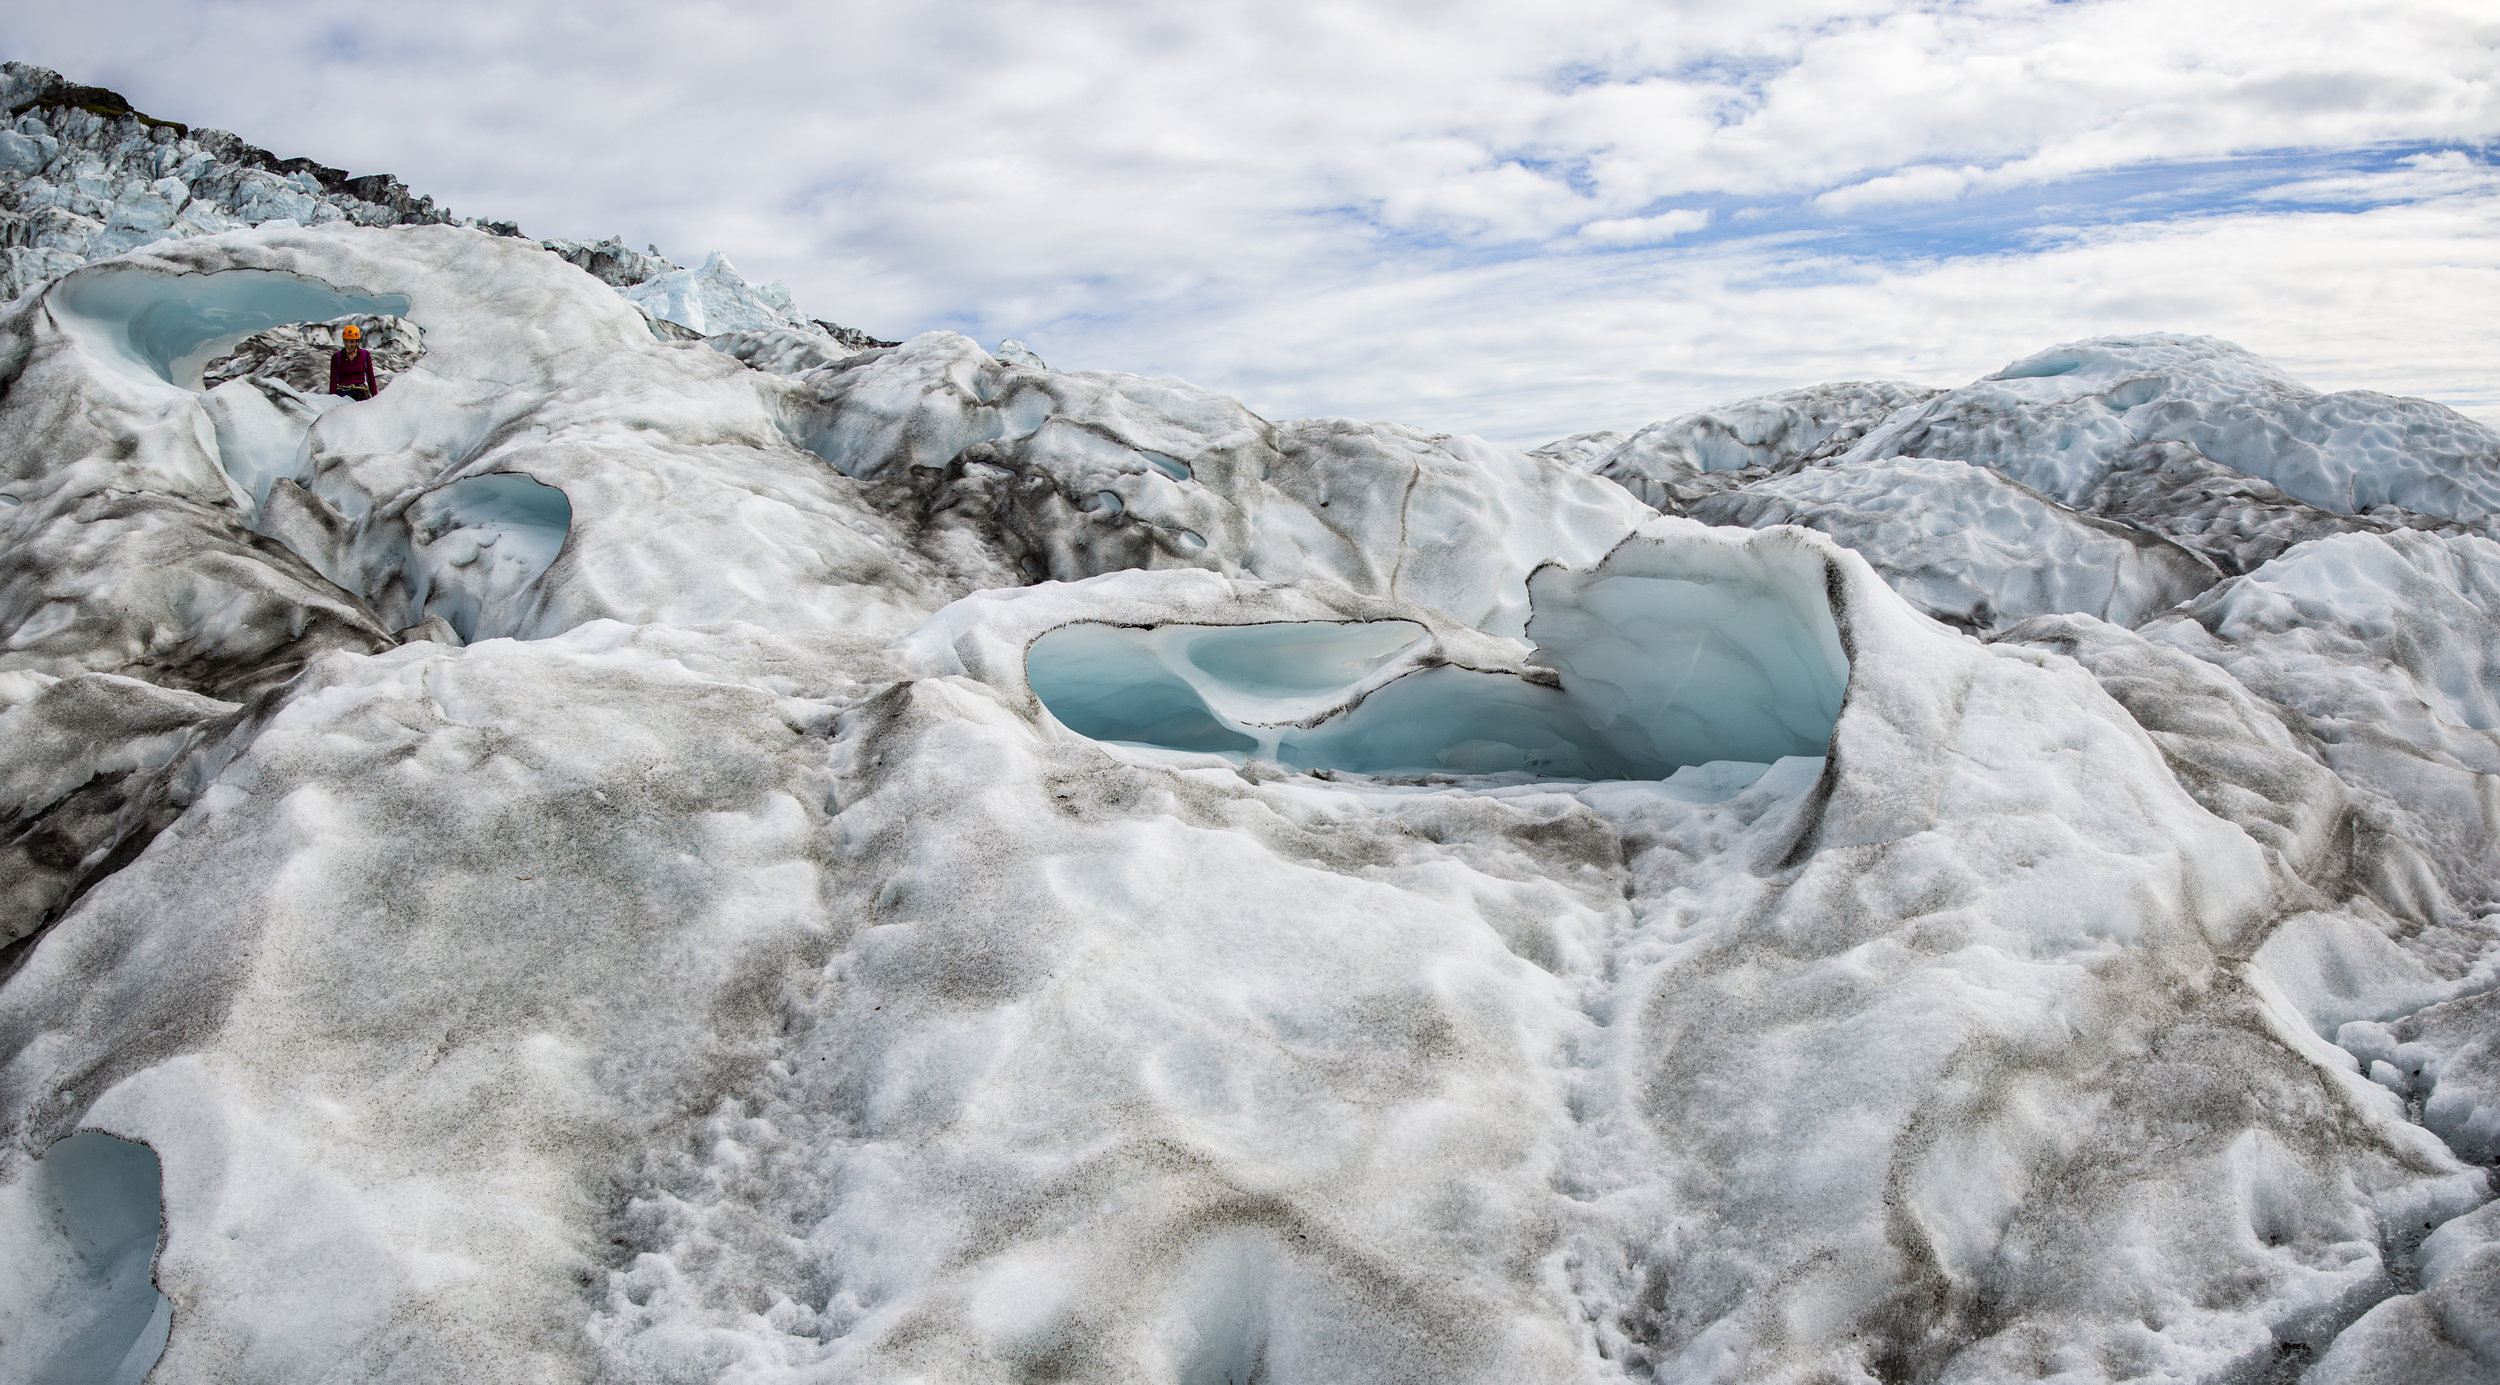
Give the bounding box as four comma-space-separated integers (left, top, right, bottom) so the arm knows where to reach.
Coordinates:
1028, 535, 1852, 781
0, 1132, 174, 1385
49, 266, 411, 389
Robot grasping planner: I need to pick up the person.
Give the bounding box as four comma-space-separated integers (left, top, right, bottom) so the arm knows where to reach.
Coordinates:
329, 323, 379, 400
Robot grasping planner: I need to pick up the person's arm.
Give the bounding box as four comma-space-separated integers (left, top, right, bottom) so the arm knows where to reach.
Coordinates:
329, 350, 343, 394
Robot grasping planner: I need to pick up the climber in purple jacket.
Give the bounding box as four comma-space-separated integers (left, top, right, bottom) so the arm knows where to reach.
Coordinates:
329, 323, 378, 400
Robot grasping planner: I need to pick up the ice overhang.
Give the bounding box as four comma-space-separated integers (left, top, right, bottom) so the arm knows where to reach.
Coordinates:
49, 266, 411, 390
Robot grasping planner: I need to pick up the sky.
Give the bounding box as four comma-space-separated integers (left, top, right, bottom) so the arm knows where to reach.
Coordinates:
12, 0, 2499, 445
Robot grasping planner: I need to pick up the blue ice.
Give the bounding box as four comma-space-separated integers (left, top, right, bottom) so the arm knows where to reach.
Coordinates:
1027, 574, 1848, 781
48, 266, 410, 389
0, 1133, 173, 1385
405, 473, 574, 641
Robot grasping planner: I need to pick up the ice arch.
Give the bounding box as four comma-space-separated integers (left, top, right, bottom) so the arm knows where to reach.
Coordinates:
0, 1132, 174, 1385
49, 266, 410, 389
1028, 533, 1851, 782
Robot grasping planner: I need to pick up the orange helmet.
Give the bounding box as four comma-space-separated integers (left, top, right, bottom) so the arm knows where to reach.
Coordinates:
341, 324, 363, 342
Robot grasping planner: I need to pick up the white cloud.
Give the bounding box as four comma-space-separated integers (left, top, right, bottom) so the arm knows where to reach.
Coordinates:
1576, 209, 1711, 245
1811, 165, 1972, 213
6, 0, 2495, 444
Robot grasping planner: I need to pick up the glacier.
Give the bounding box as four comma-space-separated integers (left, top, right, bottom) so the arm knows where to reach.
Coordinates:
1, 68, 2498, 1385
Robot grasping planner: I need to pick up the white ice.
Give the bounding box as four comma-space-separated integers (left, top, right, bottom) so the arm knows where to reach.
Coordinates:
1837, 334, 2500, 526
1691, 455, 2221, 631
621, 250, 813, 337
0, 213, 2495, 1385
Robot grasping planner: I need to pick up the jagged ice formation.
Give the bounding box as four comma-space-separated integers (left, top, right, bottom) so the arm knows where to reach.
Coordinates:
2, 65, 2499, 1385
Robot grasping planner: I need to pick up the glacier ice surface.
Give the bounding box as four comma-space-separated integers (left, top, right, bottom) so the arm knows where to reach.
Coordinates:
2, 205, 2499, 1385
1838, 334, 2500, 525
1691, 454, 2221, 632
1026, 523, 1848, 780
621, 251, 809, 337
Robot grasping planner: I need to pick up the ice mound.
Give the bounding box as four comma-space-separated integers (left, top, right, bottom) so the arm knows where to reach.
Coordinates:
0, 1131, 172, 1385
704, 324, 866, 377
1581, 379, 1938, 509
1692, 455, 2221, 631
790, 332, 1653, 635
622, 250, 812, 337
2141, 528, 2500, 918
1839, 334, 2500, 525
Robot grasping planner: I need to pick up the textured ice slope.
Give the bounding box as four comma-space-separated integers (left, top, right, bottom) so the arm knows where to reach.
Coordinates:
1841, 335, 2500, 526
1585, 379, 1938, 510
1, 213, 2497, 1385
1691, 455, 2221, 632
1575, 335, 2498, 638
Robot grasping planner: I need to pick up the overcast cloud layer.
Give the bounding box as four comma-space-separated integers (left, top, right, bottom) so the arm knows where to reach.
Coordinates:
13, 0, 2499, 442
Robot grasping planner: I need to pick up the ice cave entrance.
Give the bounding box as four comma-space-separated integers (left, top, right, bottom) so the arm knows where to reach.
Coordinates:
49, 266, 412, 390
0, 1132, 174, 1385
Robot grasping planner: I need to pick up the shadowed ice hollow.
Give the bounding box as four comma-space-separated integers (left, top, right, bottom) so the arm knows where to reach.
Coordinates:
1027, 532, 1849, 780
0, 1132, 173, 1385
401, 473, 575, 642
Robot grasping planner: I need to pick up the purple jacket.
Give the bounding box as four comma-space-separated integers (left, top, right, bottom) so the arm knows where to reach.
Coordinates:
330, 346, 377, 396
